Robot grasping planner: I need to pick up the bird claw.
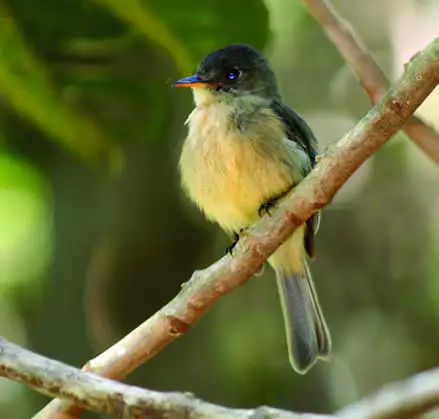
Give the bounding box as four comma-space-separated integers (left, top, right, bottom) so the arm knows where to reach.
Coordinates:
225, 229, 247, 256
258, 199, 277, 217
225, 241, 238, 256
225, 232, 240, 256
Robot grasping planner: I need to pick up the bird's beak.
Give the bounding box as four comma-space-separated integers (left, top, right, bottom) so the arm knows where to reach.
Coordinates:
172, 75, 216, 88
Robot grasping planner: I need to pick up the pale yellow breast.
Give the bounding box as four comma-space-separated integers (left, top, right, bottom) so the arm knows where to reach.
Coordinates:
179, 102, 305, 234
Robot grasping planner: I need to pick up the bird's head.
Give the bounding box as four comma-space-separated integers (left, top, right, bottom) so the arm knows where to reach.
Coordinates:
173, 44, 279, 106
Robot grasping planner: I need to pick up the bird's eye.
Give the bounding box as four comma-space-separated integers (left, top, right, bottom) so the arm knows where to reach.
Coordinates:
226, 68, 241, 81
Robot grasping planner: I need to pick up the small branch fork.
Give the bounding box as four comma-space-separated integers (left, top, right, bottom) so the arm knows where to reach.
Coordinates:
303, 0, 439, 164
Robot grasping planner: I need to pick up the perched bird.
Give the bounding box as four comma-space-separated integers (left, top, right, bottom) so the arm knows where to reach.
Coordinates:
173, 44, 330, 373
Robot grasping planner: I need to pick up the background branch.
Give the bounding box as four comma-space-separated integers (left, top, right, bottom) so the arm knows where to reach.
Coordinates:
338, 368, 439, 419
303, 0, 439, 164
2, 336, 439, 419
0, 337, 331, 419
33, 37, 439, 419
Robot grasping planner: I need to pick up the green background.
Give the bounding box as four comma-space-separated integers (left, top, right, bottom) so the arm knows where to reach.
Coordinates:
0, 0, 438, 417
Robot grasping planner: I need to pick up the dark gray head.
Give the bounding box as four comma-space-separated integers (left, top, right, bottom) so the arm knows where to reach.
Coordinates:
173, 44, 279, 101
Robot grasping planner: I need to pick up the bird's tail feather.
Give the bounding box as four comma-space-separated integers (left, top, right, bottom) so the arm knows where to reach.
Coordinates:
276, 259, 331, 373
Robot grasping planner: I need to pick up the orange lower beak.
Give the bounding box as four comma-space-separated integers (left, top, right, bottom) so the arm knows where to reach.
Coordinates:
173, 75, 216, 88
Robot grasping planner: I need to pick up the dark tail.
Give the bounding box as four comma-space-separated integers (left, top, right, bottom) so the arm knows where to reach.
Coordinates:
276, 259, 331, 373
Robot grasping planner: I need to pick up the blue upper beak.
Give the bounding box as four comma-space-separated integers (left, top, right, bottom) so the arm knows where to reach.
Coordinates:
173, 75, 214, 88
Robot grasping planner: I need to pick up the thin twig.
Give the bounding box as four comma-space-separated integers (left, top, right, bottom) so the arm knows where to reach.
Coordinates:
34, 37, 439, 419
303, 0, 439, 164
0, 337, 332, 419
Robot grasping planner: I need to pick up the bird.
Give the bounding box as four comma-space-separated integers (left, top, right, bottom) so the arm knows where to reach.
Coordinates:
173, 44, 331, 373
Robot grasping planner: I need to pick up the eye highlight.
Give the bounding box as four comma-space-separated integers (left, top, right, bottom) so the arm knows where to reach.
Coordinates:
226, 68, 241, 81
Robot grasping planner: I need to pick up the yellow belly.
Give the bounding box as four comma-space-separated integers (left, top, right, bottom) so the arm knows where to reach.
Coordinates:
179, 103, 305, 233
183, 138, 293, 232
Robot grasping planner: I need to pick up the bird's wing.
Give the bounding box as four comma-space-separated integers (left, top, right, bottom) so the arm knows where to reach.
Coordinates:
270, 100, 320, 259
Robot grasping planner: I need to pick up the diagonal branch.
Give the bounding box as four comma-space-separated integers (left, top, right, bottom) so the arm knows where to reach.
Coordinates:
34, 37, 439, 419
302, 0, 439, 164
0, 337, 332, 419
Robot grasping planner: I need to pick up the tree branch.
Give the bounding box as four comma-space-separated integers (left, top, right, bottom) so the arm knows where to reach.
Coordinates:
3, 336, 439, 419
0, 337, 332, 419
34, 37, 439, 419
338, 368, 439, 419
303, 0, 439, 164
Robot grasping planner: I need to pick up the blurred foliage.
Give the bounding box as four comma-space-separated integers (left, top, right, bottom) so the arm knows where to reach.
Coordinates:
0, 154, 51, 300
0, 3, 119, 161
0, 0, 438, 418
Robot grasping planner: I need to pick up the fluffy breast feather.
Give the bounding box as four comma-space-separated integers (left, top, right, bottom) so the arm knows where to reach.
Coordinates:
179, 101, 309, 233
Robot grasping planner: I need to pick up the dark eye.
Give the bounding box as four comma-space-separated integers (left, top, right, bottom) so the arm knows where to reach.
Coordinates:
226, 68, 241, 81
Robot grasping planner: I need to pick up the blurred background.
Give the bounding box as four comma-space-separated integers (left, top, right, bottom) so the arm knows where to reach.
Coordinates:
0, 0, 438, 417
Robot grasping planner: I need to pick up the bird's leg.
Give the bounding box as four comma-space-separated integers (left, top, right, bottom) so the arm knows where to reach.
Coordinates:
225, 229, 246, 255
258, 190, 289, 217
258, 199, 277, 217
225, 233, 239, 255
225, 229, 265, 275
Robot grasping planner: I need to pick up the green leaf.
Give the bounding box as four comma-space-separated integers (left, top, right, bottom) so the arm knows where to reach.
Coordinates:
90, 0, 270, 73
7, 0, 126, 44
0, 4, 120, 162
0, 152, 51, 297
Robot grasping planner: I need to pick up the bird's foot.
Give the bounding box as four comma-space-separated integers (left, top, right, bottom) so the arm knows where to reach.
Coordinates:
259, 190, 290, 217
258, 199, 278, 217
225, 229, 245, 256
225, 240, 238, 256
